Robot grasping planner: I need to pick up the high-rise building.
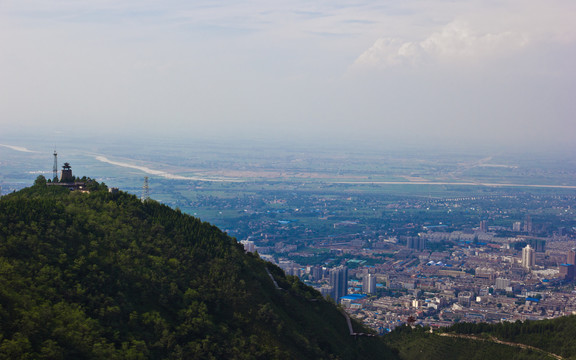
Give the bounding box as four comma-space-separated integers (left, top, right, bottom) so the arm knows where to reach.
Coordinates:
381, 275, 390, 288
567, 248, 576, 266
363, 273, 377, 295
559, 264, 575, 281
329, 266, 348, 303
479, 220, 488, 233
311, 265, 323, 281
523, 215, 533, 233
521, 244, 535, 270
319, 285, 333, 298
495, 277, 510, 291
529, 239, 546, 253
407, 237, 426, 251
513, 221, 522, 232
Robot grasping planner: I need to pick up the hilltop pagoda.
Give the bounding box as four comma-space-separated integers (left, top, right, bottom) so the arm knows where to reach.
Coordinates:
48, 161, 87, 191
60, 162, 74, 183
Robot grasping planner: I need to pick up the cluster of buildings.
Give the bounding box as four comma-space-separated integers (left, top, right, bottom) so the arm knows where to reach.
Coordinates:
241, 223, 576, 333
347, 240, 576, 333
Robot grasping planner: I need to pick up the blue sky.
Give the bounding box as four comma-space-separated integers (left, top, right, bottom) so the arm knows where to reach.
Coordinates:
1, 0, 575, 150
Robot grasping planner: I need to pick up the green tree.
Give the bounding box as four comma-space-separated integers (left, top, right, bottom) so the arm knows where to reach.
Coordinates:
34, 175, 47, 187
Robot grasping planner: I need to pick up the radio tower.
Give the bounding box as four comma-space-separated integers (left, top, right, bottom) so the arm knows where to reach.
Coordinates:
52, 150, 58, 182
141, 176, 150, 202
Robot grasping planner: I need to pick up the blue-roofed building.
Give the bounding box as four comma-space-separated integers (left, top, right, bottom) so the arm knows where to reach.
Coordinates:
340, 294, 367, 309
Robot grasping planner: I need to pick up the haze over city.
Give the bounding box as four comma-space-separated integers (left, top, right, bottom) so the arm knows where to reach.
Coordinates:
1, 0, 575, 151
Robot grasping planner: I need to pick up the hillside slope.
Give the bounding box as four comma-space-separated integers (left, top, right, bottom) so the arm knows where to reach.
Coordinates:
0, 179, 398, 359
384, 314, 576, 360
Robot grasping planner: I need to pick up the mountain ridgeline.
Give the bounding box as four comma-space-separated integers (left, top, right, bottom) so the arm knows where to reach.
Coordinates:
0, 178, 397, 359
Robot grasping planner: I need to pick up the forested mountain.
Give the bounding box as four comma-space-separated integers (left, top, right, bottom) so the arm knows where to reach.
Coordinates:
2, 177, 575, 360
0, 178, 398, 359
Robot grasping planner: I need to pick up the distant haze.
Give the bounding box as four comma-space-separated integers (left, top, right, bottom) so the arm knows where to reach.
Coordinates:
1, 0, 575, 151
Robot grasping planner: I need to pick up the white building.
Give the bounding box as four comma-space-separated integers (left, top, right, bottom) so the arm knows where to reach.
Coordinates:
363, 273, 377, 295
522, 244, 535, 270
240, 240, 255, 253
495, 277, 510, 290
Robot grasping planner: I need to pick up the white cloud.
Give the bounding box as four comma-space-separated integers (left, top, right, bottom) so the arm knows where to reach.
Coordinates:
353, 21, 530, 70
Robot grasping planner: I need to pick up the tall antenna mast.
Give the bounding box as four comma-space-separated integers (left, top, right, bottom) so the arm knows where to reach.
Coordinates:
53, 150, 58, 182
141, 176, 150, 201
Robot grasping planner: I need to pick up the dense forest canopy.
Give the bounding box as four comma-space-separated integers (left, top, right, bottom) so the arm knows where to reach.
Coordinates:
0, 177, 396, 359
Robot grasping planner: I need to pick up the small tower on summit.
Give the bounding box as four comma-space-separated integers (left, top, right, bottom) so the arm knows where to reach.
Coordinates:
53, 150, 58, 182
141, 176, 150, 202
60, 162, 74, 183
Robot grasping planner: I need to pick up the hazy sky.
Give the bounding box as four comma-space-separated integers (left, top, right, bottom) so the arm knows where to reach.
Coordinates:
1, 0, 575, 150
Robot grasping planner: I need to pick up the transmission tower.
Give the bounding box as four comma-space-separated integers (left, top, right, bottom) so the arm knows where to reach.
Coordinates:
141, 176, 150, 201
52, 150, 58, 182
